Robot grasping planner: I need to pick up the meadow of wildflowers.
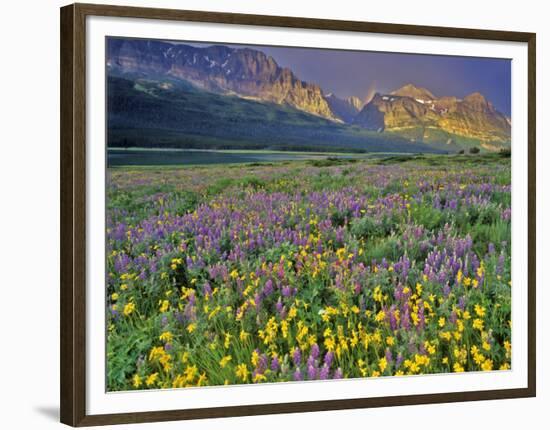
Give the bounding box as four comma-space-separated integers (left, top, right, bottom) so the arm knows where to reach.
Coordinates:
106, 154, 511, 391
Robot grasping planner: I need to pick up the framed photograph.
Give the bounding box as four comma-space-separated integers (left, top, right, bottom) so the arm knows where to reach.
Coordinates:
60, 3, 536, 426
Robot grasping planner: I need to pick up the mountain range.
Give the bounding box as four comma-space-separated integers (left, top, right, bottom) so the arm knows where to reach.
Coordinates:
107, 38, 511, 152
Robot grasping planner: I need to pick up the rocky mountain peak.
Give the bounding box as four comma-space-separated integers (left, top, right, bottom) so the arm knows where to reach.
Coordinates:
354, 85, 510, 145
391, 84, 436, 101
107, 39, 338, 121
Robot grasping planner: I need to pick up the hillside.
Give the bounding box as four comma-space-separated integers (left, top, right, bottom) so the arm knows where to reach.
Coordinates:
108, 76, 443, 154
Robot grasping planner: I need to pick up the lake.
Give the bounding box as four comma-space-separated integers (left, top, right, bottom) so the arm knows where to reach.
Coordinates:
107, 149, 355, 166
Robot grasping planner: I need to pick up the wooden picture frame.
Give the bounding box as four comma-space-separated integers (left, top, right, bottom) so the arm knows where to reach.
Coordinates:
60, 3, 536, 426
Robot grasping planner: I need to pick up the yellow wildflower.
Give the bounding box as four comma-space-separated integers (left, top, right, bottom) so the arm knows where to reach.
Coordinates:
474, 304, 486, 317
219, 355, 232, 368
236, 363, 249, 382
473, 318, 484, 331
132, 374, 142, 388
481, 359, 493, 371
379, 357, 388, 373
159, 331, 173, 343
159, 300, 170, 313
123, 302, 135, 316
146, 373, 159, 386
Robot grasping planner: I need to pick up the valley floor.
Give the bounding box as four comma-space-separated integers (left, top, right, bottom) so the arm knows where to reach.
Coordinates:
106, 154, 512, 390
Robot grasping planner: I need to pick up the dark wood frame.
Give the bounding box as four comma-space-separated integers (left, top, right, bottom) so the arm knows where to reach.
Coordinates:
60, 2, 536, 426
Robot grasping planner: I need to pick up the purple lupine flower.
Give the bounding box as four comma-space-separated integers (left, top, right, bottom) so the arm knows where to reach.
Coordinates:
333, 368, 343, 379
311, 343, 320, 360
319, 364, 330, 380
395, 353, 404, 369
385, 348, 393, 364
254, 292, 262, 309
275, 298, 284, 313
263, 279, 273, 296
202, 281, 212, 297
389, 305, 398, 331
324, 351, 334, 368
293, 368, 303, 381
496, 253, 505, 275
270, 356, 280, 372
293, 347, 302, 366
307, 364, 317, 380
258, 354, 269, 373
401, 305, 410, 330
501, 207, 511, 221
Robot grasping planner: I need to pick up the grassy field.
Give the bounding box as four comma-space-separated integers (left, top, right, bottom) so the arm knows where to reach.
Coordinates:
106, 153, 511, 390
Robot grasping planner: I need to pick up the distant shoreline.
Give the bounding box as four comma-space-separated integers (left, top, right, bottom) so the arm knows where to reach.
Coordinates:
107, 147, 420, 157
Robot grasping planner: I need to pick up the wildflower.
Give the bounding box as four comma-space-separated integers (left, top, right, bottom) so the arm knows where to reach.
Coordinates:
474, 304, 486, 317
159, 331, 173, 343
307, 365, 317, 380
236, 363, 249, 382
292, 347, 302, 366
184, 365, 198, 382
324, 351, 334, 367
197, 372, 208, 386
252, 350, 260, 367
132, 374, 142, 388
219, 355, 232, 368
319, 364, 330, 380
324, 337, 336, 351
160, 300, 170, 313
146, 373, 159, 387
473, 318, 484, 331
253, 373, 267, 383
453, 363, 464, 373
123, 302, 135, 316
270, 356, 280, 372
379, 357, 388, 373
239, 330, 250, 342
481, 359, 493, 371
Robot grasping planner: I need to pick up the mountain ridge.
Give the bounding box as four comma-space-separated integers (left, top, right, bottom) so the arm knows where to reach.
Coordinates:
107, 39, 511, 150
354, 84, 510, 147
108, 39, 339, 121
